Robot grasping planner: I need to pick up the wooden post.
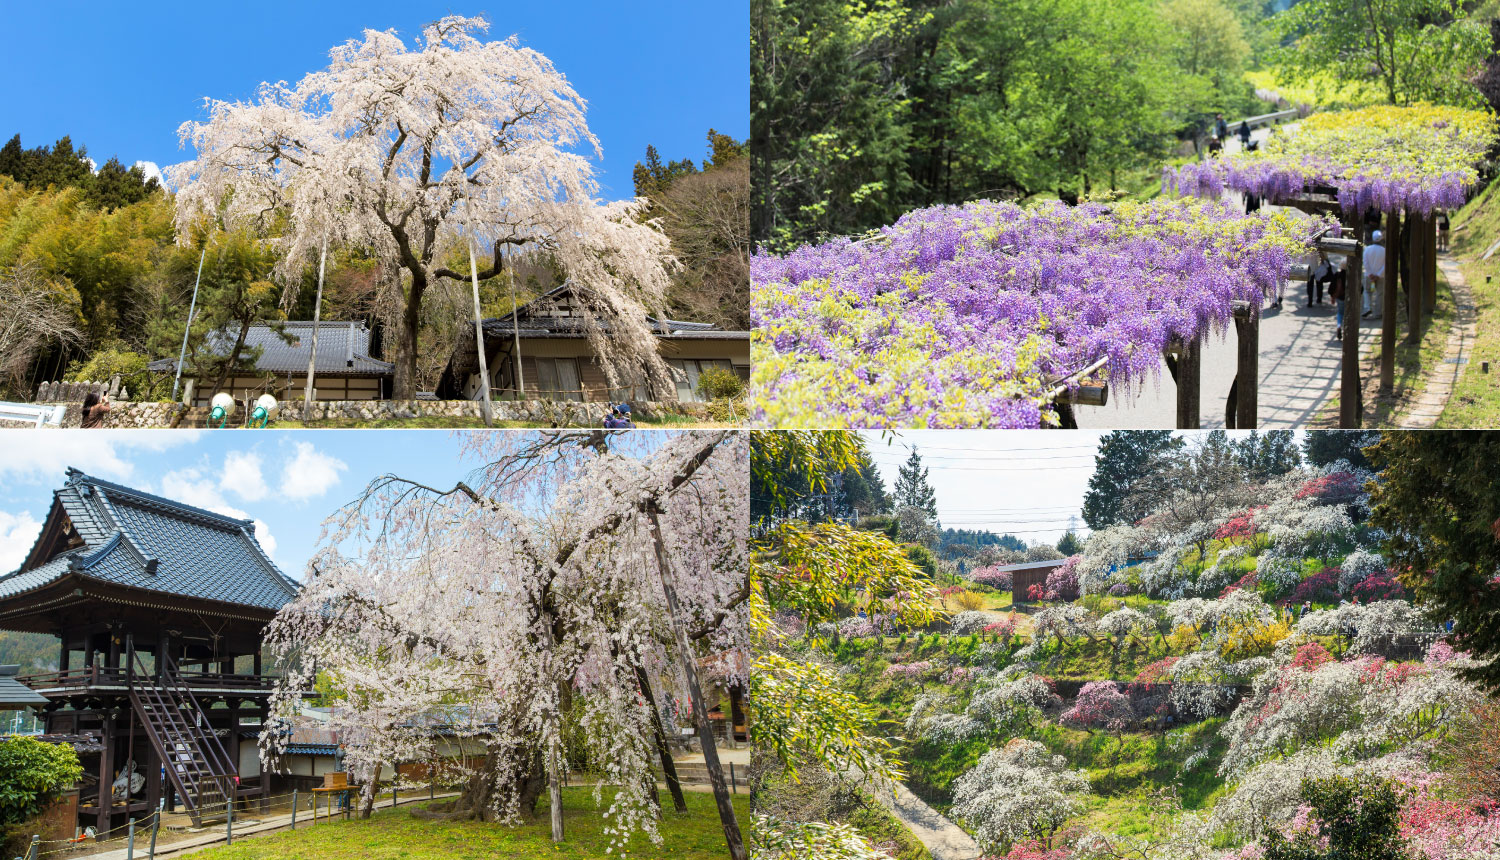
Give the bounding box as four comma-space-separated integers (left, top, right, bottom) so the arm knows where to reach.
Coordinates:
645, 503, 747, 860
1233, 304, 1258, 429
1380, 210, 1399, 395
1341, 226, 1365, 428
98, 710, 116, 837
1407, 212, 1425, 342
1425, 215, 1438, 310
1167, 337, 1200, 429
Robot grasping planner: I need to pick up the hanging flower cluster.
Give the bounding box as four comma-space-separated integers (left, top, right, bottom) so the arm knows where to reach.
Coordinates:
751, 198, 1325, 428
1168, 104, 1497, 217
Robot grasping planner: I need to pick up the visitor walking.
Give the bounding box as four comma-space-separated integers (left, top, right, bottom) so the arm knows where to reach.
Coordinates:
1307, 252, 1335, 307
80, 391, 111, 428
1207, 135, 1223, 156
1436, 210, 1451, 252
1362, 230, 1386, 318
1214, 113, 1228, 141
1237, 120, 1251, 148
1330, 266, 1347, 340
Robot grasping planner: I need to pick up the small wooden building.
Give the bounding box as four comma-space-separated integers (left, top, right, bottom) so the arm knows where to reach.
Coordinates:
436, 284, 750, 403
984, 558, 1071, 603
0, 469, 301, 834
147, 320, 394, 406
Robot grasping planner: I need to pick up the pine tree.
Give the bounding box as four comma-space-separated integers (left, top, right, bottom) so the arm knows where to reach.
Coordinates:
893, 448, 938, 519
1082, 430, 1183, 530
1056, 530, 1082, 556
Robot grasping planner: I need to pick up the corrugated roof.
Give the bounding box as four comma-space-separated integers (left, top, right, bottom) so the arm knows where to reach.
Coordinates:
147, 321, 393, 377
0, 469, 299, 612
0, 665, 48, 707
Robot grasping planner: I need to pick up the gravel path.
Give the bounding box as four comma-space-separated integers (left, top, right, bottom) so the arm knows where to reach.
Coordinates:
866, 778, 983, 860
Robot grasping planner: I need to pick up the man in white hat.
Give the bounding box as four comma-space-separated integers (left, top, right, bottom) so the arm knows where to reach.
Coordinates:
1362, 230, 1386, 318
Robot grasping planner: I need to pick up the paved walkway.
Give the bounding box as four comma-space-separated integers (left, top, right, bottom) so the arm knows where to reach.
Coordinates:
1401, 255, 1477, 427
863, 776, 982, 860
1075, 122, 1382, 429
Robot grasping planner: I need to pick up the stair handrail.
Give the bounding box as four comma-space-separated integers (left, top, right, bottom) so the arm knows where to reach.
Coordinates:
160, 650, 240, 785
124, 637, 234, 816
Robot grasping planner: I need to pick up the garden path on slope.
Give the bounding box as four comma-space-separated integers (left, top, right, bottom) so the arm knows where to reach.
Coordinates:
861, 773, 983, 860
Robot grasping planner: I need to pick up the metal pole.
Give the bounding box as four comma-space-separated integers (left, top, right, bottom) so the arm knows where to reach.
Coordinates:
172, 249, 207, 403
127, 819, 135, 860
291, 789, 298, 831
28, 834, 39, 860
303, 236, 328, 420
510, 261, 525, 401
149, 799, 162, 858
465, 196, 494, 426
226, 782, 233, 846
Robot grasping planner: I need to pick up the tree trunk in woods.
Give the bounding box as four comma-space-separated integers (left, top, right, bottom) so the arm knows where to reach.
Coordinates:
645, 503, 746, 860
210, 320, 254, 399
635, 662, 689, 813
414, 747, 546, 822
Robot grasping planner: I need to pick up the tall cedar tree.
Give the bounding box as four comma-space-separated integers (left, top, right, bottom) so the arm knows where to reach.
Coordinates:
893, 448, 939, 518
1303, 430, 1379, 471
1082, 431, 1182, 530
1368, 431, 1500, 691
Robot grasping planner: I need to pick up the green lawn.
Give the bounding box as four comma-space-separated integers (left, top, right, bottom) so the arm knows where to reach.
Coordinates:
192, 788, 746, 860
1437, 180, 1500, 427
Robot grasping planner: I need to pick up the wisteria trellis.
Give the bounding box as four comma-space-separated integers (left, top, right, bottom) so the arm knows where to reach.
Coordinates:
1167, 104, 1497, 217
751, 199, 1325, 428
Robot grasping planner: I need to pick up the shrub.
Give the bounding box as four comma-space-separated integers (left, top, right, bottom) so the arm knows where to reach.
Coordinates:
970, 566, 1014, 590
1108, 582, 1132, 597
1262, 775, 1406, 860
1351, 574, 1406, 602
952, 590, 987, 611
1045, 557, 1081, 601
1027, 583, 1046, 601
0, 736, 83, 828
695, 365, 745, 400
1290, 568, 1340, 605
1290, 642, 1335, 672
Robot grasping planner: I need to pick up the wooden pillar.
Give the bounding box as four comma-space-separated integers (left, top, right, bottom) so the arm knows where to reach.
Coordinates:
98, 709, 116, 836
1341, 226, 1365, 428
1380, 210, 1400, 395
1407, 212, 1425, 342
107, 630, 120, 671
157, 632, 170, 681
252, 652, 261, 677
59, 637, 69, 672
1424, 216, 1438, 309
1168, 337, 1200, 428
1233, 304, 1258, 429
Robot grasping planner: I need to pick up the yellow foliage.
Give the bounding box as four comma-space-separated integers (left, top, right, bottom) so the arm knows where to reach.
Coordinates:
1167, 624, 1200, 653
951, 590, 987, 612
1220, 619, 1291, 660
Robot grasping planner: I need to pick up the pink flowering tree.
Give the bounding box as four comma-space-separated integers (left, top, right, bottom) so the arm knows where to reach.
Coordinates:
1045, 557, 1082, 602
260, 431, 748, 855
1060, 681, 1135, 737
171, 15, 676, 399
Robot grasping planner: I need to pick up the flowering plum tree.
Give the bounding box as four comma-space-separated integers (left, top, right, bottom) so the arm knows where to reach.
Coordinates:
170, 16, 676, 398
261, 430, 747, 854
951, 739, 1090, 852
1045, 557, 1082, 601
1060, 681, 1135, 734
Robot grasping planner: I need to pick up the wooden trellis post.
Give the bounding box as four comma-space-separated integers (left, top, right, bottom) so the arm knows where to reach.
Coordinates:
1226, 302, 1258, 429
1424, 216, 1438, 309
1407, 212, 1425, 342
1380, 209, 1400, 395
1340, 227, 1365, 428
1164, 336, 1200, 429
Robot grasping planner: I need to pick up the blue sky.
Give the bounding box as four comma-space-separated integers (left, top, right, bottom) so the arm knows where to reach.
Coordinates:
0, 430, 504, 578
0, 1, 747, 200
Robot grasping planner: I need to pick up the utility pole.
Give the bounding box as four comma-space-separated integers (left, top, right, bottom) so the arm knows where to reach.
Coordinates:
172, 249, 207, 404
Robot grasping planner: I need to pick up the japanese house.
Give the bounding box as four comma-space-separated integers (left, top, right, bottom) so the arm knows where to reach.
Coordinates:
0, 469, 300, 834
147, 320, 394, 407
435, 284, 751, 403
986, 558, 1073, 602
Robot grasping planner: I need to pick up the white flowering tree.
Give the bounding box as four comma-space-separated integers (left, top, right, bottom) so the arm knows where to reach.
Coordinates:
170, 15, 676, 398
950, 739, 1090, 852
260, 430, 748, 856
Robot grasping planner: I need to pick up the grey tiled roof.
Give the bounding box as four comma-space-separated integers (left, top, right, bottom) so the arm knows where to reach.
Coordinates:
0, 469, 299, 613
0, 665, 48, 707
480, 284, 749, 340
147, 321, 394, 377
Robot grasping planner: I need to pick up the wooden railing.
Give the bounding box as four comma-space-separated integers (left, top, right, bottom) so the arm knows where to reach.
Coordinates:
19, 665, 282, 691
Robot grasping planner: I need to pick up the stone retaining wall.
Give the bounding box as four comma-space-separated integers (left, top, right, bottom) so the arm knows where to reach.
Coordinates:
84, 398, 712, 428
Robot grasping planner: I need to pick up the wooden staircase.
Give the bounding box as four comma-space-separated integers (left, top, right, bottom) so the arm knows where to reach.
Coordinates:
126, 641, 239, 825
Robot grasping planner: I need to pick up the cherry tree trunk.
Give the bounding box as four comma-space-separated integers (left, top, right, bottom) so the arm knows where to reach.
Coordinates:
392, 269, 427, 399
635, 662, 689, 812
414, 746, 545, 822
645, 503, 747, 860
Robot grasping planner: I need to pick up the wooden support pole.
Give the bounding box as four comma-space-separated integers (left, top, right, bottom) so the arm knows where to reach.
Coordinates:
1233, 305, 1258, 429
1408, 212, 1425, 342
1174, 336, 1200, 429
1425, 215, 1438, 310
99, 710, 116, 837
1341, 225, 1365, 428
1380, 210, 1400, 395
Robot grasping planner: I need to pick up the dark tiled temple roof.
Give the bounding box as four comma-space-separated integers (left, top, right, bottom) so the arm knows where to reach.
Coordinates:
0, 469, 298, 612
0, 665, 48, 707
478, 284, 749, 341
147, 321, 393, 377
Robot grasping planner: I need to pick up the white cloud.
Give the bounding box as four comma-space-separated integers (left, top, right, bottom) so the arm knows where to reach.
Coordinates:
278, 442, 346, 501
221, 450, 268, 501
133, 161, 164, 185
0, 511, 41, 574
0, 431, 201, 485
159, 467, 278, 562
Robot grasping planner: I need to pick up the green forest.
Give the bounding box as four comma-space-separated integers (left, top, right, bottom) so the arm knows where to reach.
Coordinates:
0, 130, 748, 402
751, 0, 1500, 251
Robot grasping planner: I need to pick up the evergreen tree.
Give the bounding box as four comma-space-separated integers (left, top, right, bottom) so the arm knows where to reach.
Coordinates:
1082, 430, 1182, 530
1233, 429, 1302, 479
1056, 530, 1082, 556
841, 446, 890, 516
1303, 430, 1379, 471
893, 448, 939, 519
0, 134, 25, 182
